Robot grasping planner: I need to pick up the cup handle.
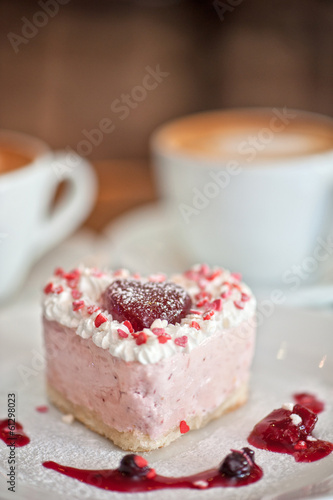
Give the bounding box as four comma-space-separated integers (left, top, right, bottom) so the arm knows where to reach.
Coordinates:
33, 151, 97, 259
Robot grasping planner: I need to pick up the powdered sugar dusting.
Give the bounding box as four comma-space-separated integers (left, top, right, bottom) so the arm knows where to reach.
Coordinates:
103, 279, 192, 331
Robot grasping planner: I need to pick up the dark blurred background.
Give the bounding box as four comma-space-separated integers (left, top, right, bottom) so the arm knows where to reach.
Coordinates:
1, 0, 333, 229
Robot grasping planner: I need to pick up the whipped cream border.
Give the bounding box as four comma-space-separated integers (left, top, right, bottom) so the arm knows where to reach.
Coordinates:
42, 265, 256, 365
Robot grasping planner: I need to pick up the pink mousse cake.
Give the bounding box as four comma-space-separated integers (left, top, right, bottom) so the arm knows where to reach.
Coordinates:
42, 264, 256, 451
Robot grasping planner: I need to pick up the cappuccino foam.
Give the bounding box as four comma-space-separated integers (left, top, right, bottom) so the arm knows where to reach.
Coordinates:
0, 147, 32, 174
154, 110, 333, 163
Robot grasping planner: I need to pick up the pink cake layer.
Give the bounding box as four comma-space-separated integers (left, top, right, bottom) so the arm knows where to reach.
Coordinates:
44, 316, 255, 440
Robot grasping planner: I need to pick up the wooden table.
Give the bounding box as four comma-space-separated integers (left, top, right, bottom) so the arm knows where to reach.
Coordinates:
84, 159, 157, 232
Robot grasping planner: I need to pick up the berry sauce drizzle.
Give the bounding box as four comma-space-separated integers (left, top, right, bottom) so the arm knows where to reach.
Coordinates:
43, 450, 263, 492
248, 403, 333, 462
0, 419, 30, 447
293, 393, 324, 414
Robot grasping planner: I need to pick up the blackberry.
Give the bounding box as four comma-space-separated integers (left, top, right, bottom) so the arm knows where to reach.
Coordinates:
118, 454, 155, 480
219, 448, 254, 479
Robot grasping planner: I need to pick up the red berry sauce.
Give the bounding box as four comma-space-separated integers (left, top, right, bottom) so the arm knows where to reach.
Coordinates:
43, 449, 263, 492
103, 279, 192, 332
293, 393, 325, 414
248, 403, 333, 462
0, 419, 30, 447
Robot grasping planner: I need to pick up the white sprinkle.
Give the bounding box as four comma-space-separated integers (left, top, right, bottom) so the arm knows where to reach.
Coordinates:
282, 403, 294, 411
151, 319, 168, 329
290, 413, 302, 426
307, 436, 317, 441
62, 414, 74, 424
192, 480, 208, 489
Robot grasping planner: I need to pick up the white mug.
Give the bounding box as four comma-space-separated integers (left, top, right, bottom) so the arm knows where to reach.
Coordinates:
151, 108, 333, 287
0, 130, 97, 301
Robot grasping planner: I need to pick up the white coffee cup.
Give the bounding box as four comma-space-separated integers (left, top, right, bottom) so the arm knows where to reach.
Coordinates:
0, 130, 97, 301
151, 108, 333, 287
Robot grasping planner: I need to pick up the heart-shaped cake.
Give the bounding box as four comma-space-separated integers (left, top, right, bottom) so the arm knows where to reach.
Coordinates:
42, 264, 256, 451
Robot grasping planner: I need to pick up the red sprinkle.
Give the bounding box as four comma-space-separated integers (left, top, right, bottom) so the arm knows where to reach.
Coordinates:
241, 293, 250, 302
65, 269, 81, 288
44, 282, 54, 294
212, 298, 223, 311
92, 268, 104, 277
221, 290, 232, 299
43, 282, 61, 294
203, 310, 214, 320
94, 313, 108, 328
196, 298, 209, 308
195, 291, 211, 301
152, 328, 165, 336
231, 272, 242, 281
184, 270, 198, 281
65, 269, 80, 281
206, 270, 222, 281
117, 329, 129, 339
174, 336, 188, 347
36, 405, 49, 413
113, 269, 123, 277
158, 333, 171, 344
234, 300, 244, 310
133, 455, 148, 468
148, 327, 172, 343
191, 321, 200, 330
67, 279, 79, 289
204, 301, 214, 311
132, 273, 141, 279
199, 264, 210, 276
123, 320, 134, 333
71, 289, 82, 299
294, 441, 307, 450
136, 332, 147, 345
72, 300, 85, 312
146, 468, 156, 479
180, 420, 190, 434
54, 267, 65, 277
87, 305, 99, 315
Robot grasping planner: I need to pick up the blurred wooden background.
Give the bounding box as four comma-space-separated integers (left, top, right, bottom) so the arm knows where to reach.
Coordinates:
1, 0, 333, 230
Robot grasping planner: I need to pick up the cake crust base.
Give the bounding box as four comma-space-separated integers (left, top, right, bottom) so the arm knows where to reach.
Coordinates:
47, 381, 248, 452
